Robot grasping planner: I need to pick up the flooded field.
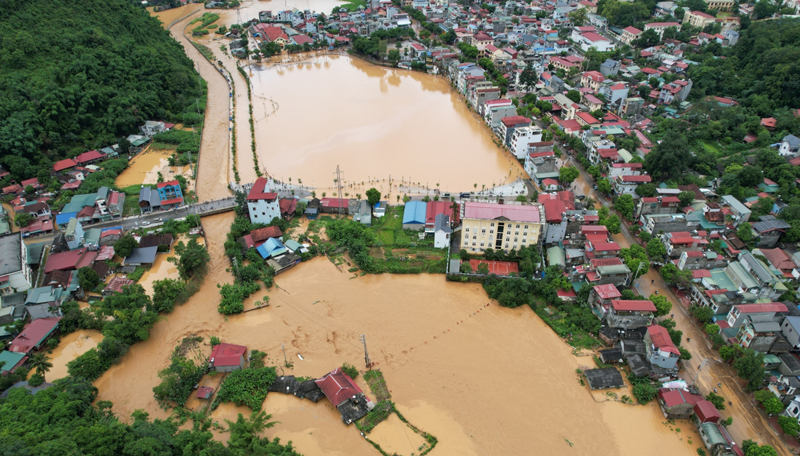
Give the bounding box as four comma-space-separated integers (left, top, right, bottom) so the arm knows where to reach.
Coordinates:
243, 55, 526, 193
114, 147, 191, 188
49, 330, 103, 381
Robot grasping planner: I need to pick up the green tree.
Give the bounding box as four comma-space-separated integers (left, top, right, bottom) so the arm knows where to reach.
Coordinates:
387, 49, 400, 67
705, 323, 720, 335
733, 349, 766, 391
650, 294, 672, 317
633, 382, 658, 404
366, 187, 381, 208
646, 238, 667, 260
28, 353, 53, 382
679, 347, 692, 360
762, 397, 784, 415
559, 166, 580, 184
77, 267, 100, 291
678, 190, 695, 207
519, 64, 538, 91
225, 411, 279, 451
778, 415, 800, 436
705, 392, 726, 410
566, 90, 581, 103
477, 262, 490, 275
13, 212, 32, 227
635, 183, 657, 197
597, 177, 613, 194
114, 234, 139, 259
660, 262, 692, 288
568, 7, 588, 25
620, 244, 649, 278
645, 131, 692, 179
613, 194, 635, 220
168, 238, 210, 280
737, 223, 754, 243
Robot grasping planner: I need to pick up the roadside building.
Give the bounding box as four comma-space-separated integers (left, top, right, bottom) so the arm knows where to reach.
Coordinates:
247, 177, 281, 224
433, 214, 451, 249
8, 317, 61, 354
210, 343, 247, 372
0, 234, 33, 294
402, 201, 427, 231
644, 325, 680, 371
460, 202, 544, 254
156, 180, 183, 209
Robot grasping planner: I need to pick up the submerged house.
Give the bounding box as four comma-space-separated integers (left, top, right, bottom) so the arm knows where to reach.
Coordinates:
315, 367, 374, 425
209, 343, 247, 372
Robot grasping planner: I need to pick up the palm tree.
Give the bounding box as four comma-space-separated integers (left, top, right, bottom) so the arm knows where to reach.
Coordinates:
225, 411, 279, 451
29, 353, 53, 382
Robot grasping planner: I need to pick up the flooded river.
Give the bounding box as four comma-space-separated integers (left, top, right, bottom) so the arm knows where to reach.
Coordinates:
49, 330, 103, 381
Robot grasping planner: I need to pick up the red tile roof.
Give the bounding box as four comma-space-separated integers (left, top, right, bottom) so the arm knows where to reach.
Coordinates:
157, 180, 180, 188
500, 116, 531, 127
54, 159, 78, 172
463, 202, 541, 222
9, 317, 61, 354
425, 201, 459, 226
659, 388, 703, 407
543, 199, 566, 223
315, 367, 366, 407
279, 198, 297, 215
582, 225, 608, 234
593, 284, 621, 300
694, 400, 721, 423
692, 269, 712, 279
620, 175, 652, 183
75, 150, 105, 164
592, 242, 620, 252
210, 343, 247, 367
44, 248, 91, 274
611, 300, 656, 312
247, 177, 278, 201
734, 303, 788, 314
105, 277, 134, 294
647, 325, 680, 355
250, 226, 282, 242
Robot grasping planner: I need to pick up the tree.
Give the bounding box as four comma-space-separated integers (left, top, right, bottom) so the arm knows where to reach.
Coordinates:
620, 244, 649, 278
114, 234, 139, 259
646, 238, 667, 260
29, 353, 53, 382
566, 90, 581, 103
633, 382, 658, 404
366, 188, 381, 208
559, 166, 579, 184
679, 347, 692, 360
705, 392, 726, 410
645, 131, 691, 179
477, 262, 490, 275
678, 191, 695, 207
13, 212, 32, 227
169, 238, 210, 280
635, 183, 657, 197
705, 323, 720, 335
737, 223, 754, 243
719, 344, 743, 361
778, 416, 800, 436
568, 7, 588, 25
77, 267, 100, 291
387, 49, 400, 66
613, 194, 635, 220
660, 262, 692, 288
733, 349, 766, 391
597, 177, 613, 194
225, 411, 280, 452
650, 294, 672, 317
519, 64, 538, 91
636, 29, 660, 47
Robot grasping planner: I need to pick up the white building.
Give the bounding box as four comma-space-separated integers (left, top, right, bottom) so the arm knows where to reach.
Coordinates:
577, 32, 615, 52
246, 177, 281, 225
0, 234, 32, 295
780, 135, 800, 157
433, 214, 452, 249
509, 126, 543, 159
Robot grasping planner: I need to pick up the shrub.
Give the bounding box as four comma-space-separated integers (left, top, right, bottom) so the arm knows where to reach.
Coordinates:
341, 362, 359, 379
214, 367, 278, 411
210, 336, 221, 346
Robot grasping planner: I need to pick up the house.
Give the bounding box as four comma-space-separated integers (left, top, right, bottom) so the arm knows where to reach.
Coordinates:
509, 126, 543, 159
636, 196, 680, 219
750, 216, 791, 248
657, 388, 704, 419
8, 317, 61, 354
736, 315, 780, 353
247, 177, 281, 224
619, 26, 642, 45
140, 121, 168, 136
643, 22, 680, 39
588, 283, 622, 309
604, 300, 657, 330
644, 325, 680, 370
156, 180, 183, 209
498, 116, 531, 146
0, 234, 33, 294
434, 214, 452, 249
425, 201, 459, 232
721, 195, 751, 226
658, 80, 693, 105
256, 238, 287, 259
684, 10, 716, 28
460, 202, 544, 254
600, 58, 621, 77
0, 351, 27, 376
279, 198, 297, 219
402, 201, 427, 231
210, 343, 247, 372
353, 200, 372, 226
44, 248, 96, 274
726, 303, 788, 329
577, 32, 614, 52
319, 198, 355, 215
139, 187, 162, 213
585, 367, 625, 390
53, 158, 78, 173
697, 422, 737, 456
138, 234, 174, 251
315, 367, 373, 424
779, 135, 800, 156
123, 246, 159, 266
103, 277, 135, 296
761, 248, 800, 280
74, 150, 106, 166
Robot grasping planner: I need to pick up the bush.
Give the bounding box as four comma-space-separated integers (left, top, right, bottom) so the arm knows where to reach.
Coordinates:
341, 362, 359, 379
214, 367, 278, 411
633, 382, 658, 404
28, 373, 44, 387
210, 336, 221, 346
778, 415, 800, 436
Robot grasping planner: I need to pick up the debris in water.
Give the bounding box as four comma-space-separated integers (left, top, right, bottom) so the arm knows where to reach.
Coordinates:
564, 438, 573, 447
298, 354, 304, 360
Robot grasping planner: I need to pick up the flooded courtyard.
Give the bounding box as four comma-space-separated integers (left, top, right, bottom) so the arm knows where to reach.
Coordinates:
49, 330, 103, 381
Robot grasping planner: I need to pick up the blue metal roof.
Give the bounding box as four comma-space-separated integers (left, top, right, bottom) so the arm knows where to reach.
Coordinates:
257, 238, 287, 258
402, 201, 427, 224
55, 212, 76, 226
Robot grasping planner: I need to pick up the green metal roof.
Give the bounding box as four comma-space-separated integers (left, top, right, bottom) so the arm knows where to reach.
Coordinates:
547, 246, 565, 267
597, 264, 632, 275
0, 351, 26, 374
699, 422, 726, 446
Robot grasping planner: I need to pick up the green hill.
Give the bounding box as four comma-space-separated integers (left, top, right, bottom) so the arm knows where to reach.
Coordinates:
0, 0, 204, 181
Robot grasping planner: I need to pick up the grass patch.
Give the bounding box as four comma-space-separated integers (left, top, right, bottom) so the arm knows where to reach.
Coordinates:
702, 141, 721, 155
364, 369, 392, 402
355, 400, 393, 433
337, 0, 367, 11
530, 303, 602, 350
127, 266, 147, 282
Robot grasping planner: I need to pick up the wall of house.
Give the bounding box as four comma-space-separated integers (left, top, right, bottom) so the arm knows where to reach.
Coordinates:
781, 321, 800, 348
248, 200, 281, 224
461, 218, 542, 253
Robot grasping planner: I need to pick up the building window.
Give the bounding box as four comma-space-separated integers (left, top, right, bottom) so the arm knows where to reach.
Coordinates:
516, 224, 520, 228
489, 230, 494, 234
465, 228, 469, 232
490, 223, 495, 227
524, 225, 528, 229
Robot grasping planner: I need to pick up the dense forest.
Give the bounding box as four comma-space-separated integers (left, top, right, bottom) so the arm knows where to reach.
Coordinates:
0, 0, 204, 182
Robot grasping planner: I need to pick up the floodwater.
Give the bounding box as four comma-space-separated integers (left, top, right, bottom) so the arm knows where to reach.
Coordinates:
137, 235, 206, 296
243, 55, 526, 193
94, 251, 696, 455
48, 330, 103, 381
114, 147, 190, 188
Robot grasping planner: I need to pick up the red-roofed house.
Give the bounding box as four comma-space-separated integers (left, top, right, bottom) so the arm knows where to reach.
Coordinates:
608, 162, 643, 178
577, 32, 614, 52
425, 201, 459, 232
9, 317, 61, 354
761, 117, 777, 130
279, 198, 297, 219
760, 248, 799, 279
589, 283, 622, 310
613, 174, 652, 197
580, 71, 605, 91
658, 388, 704, 418
499, 116, 531, 146
103, 277, 134, 296
695, 400, 722, 423
726, 303, 789, 328
43, 248, 97, 274
210, 343, 247, 372
53, 158, 78, 173
74, 150, 106, 165
620, 26, 642, 44
251, 23, 289, 46
645, 325, 680, 369
543, 199, 567, 243
315, 367, 370, 423
247, 177, 280, 224
576, 112, 601, 127
603, 300, 656, 329
644, 21, 680, 38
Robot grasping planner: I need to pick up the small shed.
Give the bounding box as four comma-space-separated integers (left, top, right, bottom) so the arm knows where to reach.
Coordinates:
585, 367, 625, 390
196, 386, 214, 400
694, 400, 721, 423
124, 246, 159, 266
599, 348, 624, 364
402, 201, 427, 231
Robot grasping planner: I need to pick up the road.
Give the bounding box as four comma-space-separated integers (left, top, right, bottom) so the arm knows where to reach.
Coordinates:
558, 140, 793, 454
88, 196, 237, 231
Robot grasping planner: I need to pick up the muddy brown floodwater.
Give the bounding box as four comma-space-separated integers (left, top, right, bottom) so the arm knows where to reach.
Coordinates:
49, 330, 103, 381
92, 6, 695, 456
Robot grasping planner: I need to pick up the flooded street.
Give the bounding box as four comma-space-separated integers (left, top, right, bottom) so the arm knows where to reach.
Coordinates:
48, 330, 103, 381
115, 147, 190, 188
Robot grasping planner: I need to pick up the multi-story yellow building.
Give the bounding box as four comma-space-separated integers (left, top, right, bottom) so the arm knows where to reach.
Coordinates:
684, 10, 717, 28
460, 202, 544, 254
704, 0, 733, 11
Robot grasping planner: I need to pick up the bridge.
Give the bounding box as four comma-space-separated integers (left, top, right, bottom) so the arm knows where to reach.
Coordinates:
89, 196, 238, 231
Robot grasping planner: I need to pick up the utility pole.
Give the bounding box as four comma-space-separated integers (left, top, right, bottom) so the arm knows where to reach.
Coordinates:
335, 165, 344, 218
281, 343, 288, 365
361, 334, 371, 368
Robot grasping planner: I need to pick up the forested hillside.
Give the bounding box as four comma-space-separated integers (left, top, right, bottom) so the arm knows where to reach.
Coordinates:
0, 0, 204, 181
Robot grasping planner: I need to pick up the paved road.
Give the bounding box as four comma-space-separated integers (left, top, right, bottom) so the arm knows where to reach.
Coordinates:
557, 140, 792, 454
87, 196, 237, 231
